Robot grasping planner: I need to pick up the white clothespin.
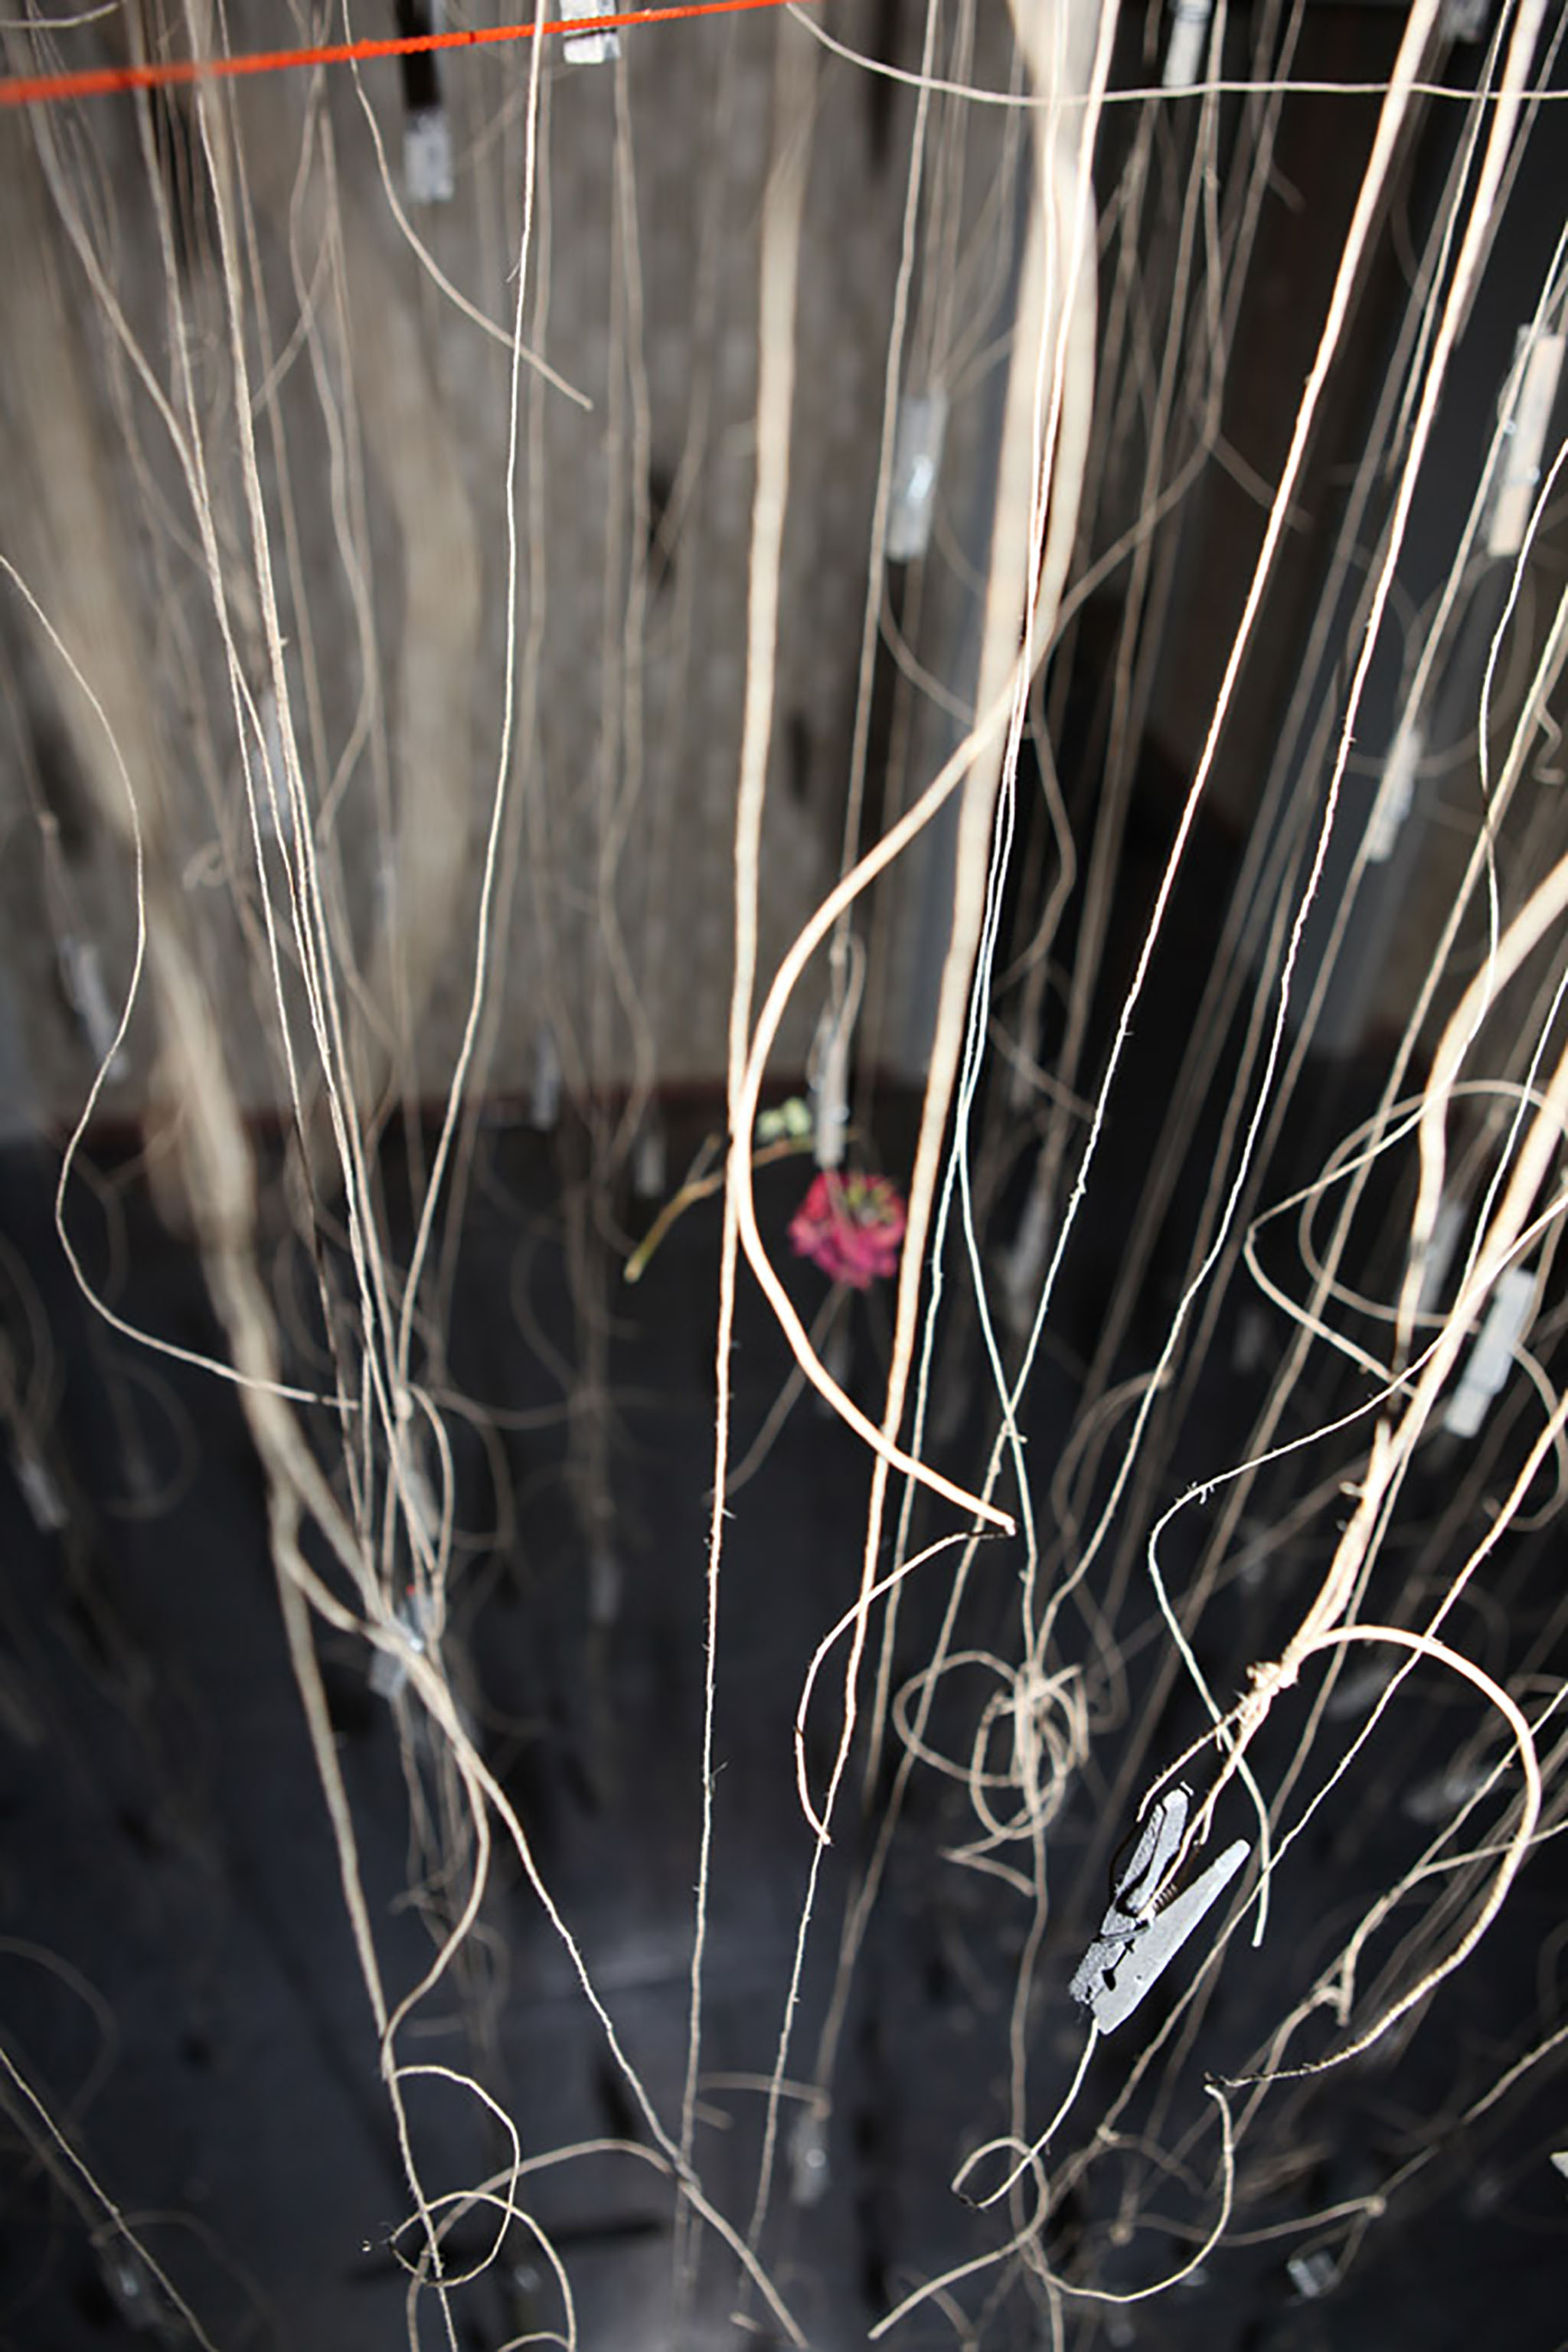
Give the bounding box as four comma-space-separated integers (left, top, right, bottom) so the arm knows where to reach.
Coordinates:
1404, 1759, 1498, 1824
1488, 328, 1564, 560
369, 1583, 439, 1700
247, 680, 285, 840
632, 1103, 666, 1200
1001, 1165, 1053, 1341
588, 1544, 621, 1628
1364, 718, 1423, 864
787, 2105, 830, 2207
374, 847, 399, 929
1288, 2249, 1338, 2301
886, 393, 948, 564
58, 936, 128, 1080
400, 2, 455, 204
9, 1438, 67, 1533
528, 1024, 562, 1131
1443, 1263, 1535, 1438
1440, 0, 1489, 36
400, 1456, 439, 1560
405, 107, 454, 205
1069, 1784, 1249, 2033
101, 2248, 166, 2331
1163, 0, 1214, 90
563, 0, 621, 66
808, 939, 862, 1172
1323, 1658, 1394, 1720
809, 1019, 850, 1173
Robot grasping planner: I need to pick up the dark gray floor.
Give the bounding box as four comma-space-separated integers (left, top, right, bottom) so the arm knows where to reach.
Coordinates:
2, 1107, 1566, 2351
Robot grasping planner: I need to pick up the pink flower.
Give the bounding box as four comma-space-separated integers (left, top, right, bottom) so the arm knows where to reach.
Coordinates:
788, 1170, 908, 1289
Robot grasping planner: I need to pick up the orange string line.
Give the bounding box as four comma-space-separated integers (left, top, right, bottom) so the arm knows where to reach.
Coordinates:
0, 0, 821, 110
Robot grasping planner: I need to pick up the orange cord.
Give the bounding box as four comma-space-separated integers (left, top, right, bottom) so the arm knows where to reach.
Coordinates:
0, 0, 820, 111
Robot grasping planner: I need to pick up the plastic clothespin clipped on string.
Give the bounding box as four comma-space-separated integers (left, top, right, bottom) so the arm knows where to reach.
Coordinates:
632, 1102, 666, 1200
1488, 325, 1564, 559
397, 0, 454, 204
399, 1450, 440, 1562
1287, 2249, 1338, 2302
886, 392, 948, 564
1069, 1782, 1249, 2033
1443, 1263, 1536, 1439
1403, 1759, 1496, 1824
1162, 0, 1215, 90
8, 1436, 67, 1534
1363, 717, 1423, 865
528, 1023, 562, 1132
588, 1544, 622, 1628
369, 1582, 439, 1701
808, 936, 864, 1172
246, 679, 286, 840
809, 1018, 850, 1173
58, 936, 128, 1081
1000, 1164, 1053, 1341
787, 2105, 831, 2208
563, 0, 622, 67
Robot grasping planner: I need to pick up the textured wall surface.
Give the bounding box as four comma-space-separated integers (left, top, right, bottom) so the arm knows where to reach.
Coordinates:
0, 2, 1019, 1124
